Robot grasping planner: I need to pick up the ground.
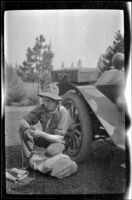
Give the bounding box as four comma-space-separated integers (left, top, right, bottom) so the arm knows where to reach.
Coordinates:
4, 106, 127, 196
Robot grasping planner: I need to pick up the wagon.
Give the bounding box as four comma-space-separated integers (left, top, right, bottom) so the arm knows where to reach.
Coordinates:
51, 68, 125, 163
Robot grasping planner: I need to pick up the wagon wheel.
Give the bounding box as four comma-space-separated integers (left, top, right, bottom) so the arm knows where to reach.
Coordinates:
62, 90, 93, 163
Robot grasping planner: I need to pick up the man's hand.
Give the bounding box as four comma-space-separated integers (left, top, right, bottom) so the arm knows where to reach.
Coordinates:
30, 129, 38, 137
25, 129, 34, 142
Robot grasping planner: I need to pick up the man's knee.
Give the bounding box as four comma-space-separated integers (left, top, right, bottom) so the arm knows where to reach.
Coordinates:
19, 119, 30, 129
45, 143, 65, 157
19, 119, 24, 133
34, 136, 51, 148
19, 119, 29, 139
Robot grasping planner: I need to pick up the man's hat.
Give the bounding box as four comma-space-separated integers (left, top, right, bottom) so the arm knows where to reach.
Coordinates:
38, 83, 61, 101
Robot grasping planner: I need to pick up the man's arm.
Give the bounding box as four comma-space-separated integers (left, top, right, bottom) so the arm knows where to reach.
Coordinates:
19, 118, 33, 142
30, 129, 65, 143
54, 106, 70, 136
29, 106, 70, 144
23, 105, 42, 125
19, 105, 42, 141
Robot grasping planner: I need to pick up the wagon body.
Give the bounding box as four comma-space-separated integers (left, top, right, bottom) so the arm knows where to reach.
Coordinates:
51, 68, 99, 84
51, 68, 125, 162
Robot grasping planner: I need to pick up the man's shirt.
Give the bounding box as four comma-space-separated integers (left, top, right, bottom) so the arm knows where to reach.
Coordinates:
95, 69, 125, 86
23, 104, 70, 136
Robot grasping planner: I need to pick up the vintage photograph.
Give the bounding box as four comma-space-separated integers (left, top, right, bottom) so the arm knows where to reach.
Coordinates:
3, 3, 131, 198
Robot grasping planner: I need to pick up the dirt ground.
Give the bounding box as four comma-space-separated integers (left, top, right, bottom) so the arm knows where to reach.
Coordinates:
4, 106, 127, 197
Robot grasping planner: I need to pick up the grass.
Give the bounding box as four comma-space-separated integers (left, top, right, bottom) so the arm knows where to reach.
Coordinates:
5, 106, 126, 195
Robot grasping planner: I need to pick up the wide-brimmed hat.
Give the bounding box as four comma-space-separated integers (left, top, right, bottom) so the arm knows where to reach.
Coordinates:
38, 83, 61, 101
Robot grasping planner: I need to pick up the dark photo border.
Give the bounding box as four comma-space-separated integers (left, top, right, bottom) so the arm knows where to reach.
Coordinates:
1, 1, 131, 200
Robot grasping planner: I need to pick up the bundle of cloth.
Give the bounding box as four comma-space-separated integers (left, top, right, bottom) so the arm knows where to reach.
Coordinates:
6, 168, 29, 182
29, 143, 77, 179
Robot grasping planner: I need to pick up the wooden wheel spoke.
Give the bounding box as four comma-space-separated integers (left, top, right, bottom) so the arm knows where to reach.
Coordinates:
74, 108, 79, 121
74, 129, 81, 137
74, 134, 80, 149
66, 103, 71, 111
68, 106, 73, 119
69, 136, 73, 149
72, 106, 76, 119
68, 132, 81, 152
70, 135, 77, 150
71, 105, 75, 119
73, 123, 81, 128
65, 102, 79, 122
74, 107, 79, 121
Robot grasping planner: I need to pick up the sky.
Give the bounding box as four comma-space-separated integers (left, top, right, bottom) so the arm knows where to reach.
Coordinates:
4, 10, 124, 69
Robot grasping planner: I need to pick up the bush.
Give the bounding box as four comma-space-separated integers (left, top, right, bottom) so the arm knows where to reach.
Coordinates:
5, 63, 39, 106
18, 98, 32, 106
22, 82, 39, 105
5, 79, 26, 105
5, 78, 39, 106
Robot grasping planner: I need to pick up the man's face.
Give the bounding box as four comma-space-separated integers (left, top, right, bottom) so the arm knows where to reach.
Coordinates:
42, 97, 58, 112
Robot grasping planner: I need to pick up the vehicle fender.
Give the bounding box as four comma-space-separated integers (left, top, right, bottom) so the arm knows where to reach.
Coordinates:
75, 85, 125, 150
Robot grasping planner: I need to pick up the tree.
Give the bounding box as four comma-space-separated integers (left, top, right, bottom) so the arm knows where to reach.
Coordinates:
5, 63, 22, 87
17, 62, 38, 82
97, 54, 109, 75
70, 62, 74, 68
5, 63, 15, 86
97, 30, 124, 73
17, 35, 54, 90
76, 59, 83, 68
61, 61, 64, 69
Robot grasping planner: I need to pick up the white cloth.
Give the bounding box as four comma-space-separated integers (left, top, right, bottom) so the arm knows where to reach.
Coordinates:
50, 155, 77, 179
95, 69, 125, 86
6, 168, 29, 182
29, 152, 77, 179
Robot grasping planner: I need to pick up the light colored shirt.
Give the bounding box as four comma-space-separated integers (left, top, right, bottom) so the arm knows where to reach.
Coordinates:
95, 69, 125, 86
23, 104, 70, 136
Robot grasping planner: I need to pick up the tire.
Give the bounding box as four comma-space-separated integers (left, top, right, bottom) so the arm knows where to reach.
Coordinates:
62, 90, 93, 163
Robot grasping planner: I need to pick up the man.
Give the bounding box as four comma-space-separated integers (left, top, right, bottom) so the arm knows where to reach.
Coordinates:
95, 53, 125, 109
19, 83, 70, 165
95, 53, 126, 168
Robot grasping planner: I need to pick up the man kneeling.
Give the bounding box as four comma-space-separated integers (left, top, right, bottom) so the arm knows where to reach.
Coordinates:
19, 83, 70, 168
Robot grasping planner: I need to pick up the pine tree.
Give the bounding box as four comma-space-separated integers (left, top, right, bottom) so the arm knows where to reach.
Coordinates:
70, 62, 74, 68
97, 30, 124, 73
17, 35, 54, 89
61, 61, 64, 69
76, 59, 83, 68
